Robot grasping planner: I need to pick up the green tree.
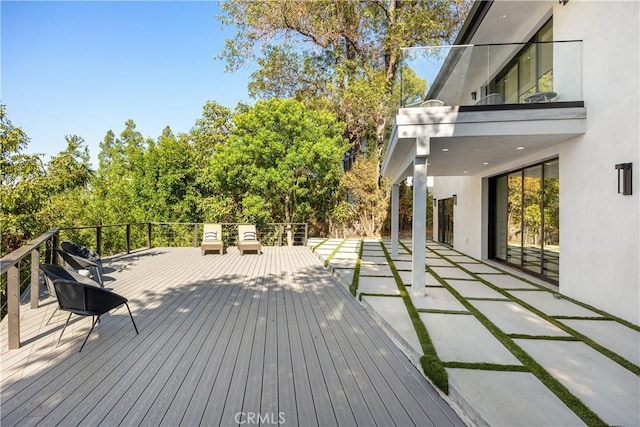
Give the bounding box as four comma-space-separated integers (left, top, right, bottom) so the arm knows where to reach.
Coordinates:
207, 99, 348, 234
219, 0, 468, 153
0, 105, 47, 253
340, 157, 390, 236
39, 135, 94, 230
218, 1, 468, 236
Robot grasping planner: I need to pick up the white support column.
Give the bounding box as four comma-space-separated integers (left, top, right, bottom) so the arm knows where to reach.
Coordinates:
412, 156, 428, 297
391, 183, 400, 258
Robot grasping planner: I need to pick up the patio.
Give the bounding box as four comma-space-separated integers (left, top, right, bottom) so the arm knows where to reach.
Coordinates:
0, 246, 463, 426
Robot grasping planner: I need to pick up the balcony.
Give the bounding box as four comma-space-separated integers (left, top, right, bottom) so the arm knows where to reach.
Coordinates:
399, 41, 583, 108
383, 41, 586, 182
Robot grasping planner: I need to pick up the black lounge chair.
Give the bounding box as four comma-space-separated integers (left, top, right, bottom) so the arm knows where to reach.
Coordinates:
40, 263, 102, 298
56, 248, 104, 286
61, 241, 104, 274
53, 279, 138, 352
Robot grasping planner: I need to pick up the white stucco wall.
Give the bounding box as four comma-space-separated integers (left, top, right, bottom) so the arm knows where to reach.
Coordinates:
432, 1, 639, 324
553, 1, 639, 324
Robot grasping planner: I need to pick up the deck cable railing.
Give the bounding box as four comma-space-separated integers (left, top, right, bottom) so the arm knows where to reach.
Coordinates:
1, 222, 307, 350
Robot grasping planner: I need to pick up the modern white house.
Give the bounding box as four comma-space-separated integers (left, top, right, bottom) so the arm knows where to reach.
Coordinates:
383, 0, 639, 324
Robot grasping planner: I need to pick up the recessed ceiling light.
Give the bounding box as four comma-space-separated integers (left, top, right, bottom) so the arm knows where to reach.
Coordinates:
442, 148, 449, 152
464, 171, 468, 174
499, 14, 508, 20
483, 162, 489, 165
516, 146, 525, 150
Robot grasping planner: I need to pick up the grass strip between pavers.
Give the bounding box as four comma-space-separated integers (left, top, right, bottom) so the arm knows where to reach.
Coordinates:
348, 239, 364, 296
379, 241, 450, 394
443, 362, 529, 372
400, 241, 606, 427
322, 238, 347, 267
417, 309, 472, 315
508, 334, 580, 341
431, 245, 640, 334
358, 292, 402, 302
435, 250, 640, 376
312, 237, 330, 252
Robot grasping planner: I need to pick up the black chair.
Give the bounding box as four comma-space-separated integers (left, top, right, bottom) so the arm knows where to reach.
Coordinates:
61, 241, 103, 273
53, 279, 138, 352
40, 263, 102, 305
56, 248, 104, 286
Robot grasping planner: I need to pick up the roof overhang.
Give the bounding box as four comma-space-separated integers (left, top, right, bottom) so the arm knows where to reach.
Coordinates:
382, 103, 586, 184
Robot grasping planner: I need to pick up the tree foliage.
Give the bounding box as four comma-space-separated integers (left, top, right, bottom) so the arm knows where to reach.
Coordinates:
218, 0, 469, 152
207, 98, 348, 225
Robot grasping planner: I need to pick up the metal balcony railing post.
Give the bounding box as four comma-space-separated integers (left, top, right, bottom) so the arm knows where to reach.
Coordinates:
8, 263, 20, 349
30, 247, 40, 309
147, 223, 152, 248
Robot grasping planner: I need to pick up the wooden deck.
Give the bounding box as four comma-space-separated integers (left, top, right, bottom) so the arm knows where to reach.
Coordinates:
1, 246, 463, 426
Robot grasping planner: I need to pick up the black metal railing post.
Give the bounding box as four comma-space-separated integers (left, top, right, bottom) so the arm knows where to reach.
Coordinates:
52, 231, 59, 264
126, 224, 131, 254
96, 226, 102, 257
147, 223, 152, 248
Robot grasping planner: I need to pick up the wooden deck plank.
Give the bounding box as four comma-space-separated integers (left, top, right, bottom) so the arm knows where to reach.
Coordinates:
0, 246, 463, 427
30, 252, 229, 426
186, 252, 266, 426
1, 256, 200, 426
87, 249, 244, 426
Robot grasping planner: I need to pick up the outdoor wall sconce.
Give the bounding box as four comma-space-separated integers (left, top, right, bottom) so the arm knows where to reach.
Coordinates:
433, 198, 437, 207
453, 194, 457, 205
615, 163, 632, 195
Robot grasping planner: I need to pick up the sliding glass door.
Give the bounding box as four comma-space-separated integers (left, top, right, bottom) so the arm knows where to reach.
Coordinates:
490, 159, 559, 282
438, 198, 454, 247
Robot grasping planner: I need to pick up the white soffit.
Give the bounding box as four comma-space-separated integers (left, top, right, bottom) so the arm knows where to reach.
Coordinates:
382, 106, 585, 180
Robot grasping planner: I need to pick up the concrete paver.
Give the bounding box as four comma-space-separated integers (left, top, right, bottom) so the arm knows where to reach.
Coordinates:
360, 255, 388, 264
358, 264, 393, 276
431, 267, 475, 280
509, 290, 601, 318
560, 319, 640, 365
516, 339, 640, 427
460, 263, 501, 274
425, 257, 455, 267
447, 369, 586, 427
447, 255, 478, 263
327, 259, 357, 268
420, 313, 522, 365
477, 273, 538, 289
445, 279, 509, 300
471, 301, 570, 337
391, 260, 413, 270
411, 288, 468, 312
331, 251, 359, 259
313, 238, 640, 427
357, 276, 400, 295
398, 271, 442, 286
361, 296, 422, 357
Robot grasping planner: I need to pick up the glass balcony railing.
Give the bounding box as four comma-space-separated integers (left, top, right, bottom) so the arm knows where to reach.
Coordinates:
399, 41, 582, 108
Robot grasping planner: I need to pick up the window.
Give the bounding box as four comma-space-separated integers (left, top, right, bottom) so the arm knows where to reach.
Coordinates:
491, 19, 553, 103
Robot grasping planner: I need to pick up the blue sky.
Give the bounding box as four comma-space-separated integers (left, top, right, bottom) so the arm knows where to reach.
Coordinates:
2, 1, 254, 167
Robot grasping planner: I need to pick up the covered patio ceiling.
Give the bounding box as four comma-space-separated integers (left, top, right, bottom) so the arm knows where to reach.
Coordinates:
382, 104, 586, 184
